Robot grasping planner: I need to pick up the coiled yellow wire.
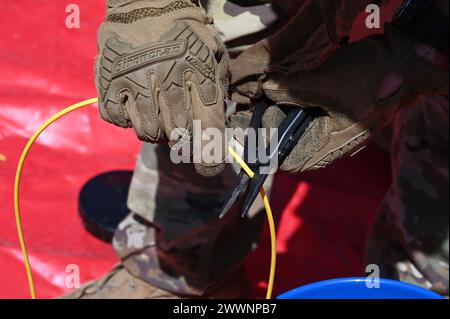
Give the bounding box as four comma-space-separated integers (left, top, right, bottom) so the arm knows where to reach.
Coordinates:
13, 97, 276, 300
14, 98, 98, 299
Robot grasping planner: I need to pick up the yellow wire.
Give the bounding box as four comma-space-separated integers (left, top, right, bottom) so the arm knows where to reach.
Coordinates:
14, 97, 277, 300
228, 147, 277, 299
14, 97, 98, 299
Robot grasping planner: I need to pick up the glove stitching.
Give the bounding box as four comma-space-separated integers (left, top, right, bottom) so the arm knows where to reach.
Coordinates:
117, 87, 142, 132
107, 1, 197, 24
146, 71, 164, 141
183, 68, 218, 107
150, 70, 177, 134
147, 70, 167, 142
149, 70, 192, 143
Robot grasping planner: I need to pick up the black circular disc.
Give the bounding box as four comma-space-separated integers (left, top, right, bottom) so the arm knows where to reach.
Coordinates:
78, 171, 133, 243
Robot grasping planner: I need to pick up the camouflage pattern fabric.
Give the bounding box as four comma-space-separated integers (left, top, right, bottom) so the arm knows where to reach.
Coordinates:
112, 0, 280, 296
113, 143, 273, 295
112, 0, 449, 297
366, 95, 449, 296
201, 0, 299, 52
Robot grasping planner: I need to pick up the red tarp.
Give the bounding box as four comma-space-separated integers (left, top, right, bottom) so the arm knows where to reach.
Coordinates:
0, 1, 394, 298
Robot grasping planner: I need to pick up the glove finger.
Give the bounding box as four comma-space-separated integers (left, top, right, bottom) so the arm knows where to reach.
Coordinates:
95, 47, 130, 129
148, 21, 228, 177
230, 40, 270, 104
261, 105, 373, 173
184, 70, 227, 177
96, 36, 165, 143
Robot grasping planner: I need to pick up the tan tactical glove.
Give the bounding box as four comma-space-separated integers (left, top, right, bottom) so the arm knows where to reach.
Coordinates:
231, 1, 448, 173
96, 0, 229, 176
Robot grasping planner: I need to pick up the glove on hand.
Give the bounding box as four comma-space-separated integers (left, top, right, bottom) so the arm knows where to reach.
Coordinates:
231, 20, 448, 173
96, 0, 229, 176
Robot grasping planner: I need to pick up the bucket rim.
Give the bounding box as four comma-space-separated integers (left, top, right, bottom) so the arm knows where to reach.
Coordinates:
277, 277, 444, 299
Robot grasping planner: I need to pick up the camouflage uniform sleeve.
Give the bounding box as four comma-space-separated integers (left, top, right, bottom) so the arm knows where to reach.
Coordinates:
267, 0, 374, 70
230, 0, 374, 105
366, 95, 449, 296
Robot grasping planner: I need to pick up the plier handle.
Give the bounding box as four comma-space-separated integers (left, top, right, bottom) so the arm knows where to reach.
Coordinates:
220, 96, 315, 218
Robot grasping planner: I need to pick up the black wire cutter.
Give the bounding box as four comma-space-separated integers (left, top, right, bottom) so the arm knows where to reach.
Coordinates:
219, 96, 316, 219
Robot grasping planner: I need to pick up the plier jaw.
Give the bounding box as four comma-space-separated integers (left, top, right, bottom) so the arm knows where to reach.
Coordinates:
220, 96, 315, 219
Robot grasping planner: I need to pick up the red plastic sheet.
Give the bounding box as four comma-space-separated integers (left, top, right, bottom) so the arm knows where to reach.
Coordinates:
0, 1, 392, 298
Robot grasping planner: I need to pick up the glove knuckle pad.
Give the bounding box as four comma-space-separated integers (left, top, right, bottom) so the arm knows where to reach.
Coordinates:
96, 21, 223, 144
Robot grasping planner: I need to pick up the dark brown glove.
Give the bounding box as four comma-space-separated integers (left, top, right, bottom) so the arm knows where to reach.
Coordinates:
231, 0, 373, 105
231, 1, 448, 173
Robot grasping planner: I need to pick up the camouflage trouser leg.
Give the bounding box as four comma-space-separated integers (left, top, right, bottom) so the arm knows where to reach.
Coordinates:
110, 0, 283, 296
366, 95, 449, 295
113, 143, 273, 296
201, 0, 298, 53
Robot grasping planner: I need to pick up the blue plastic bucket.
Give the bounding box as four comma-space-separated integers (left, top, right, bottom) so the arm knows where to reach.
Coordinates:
277, 277, 444, 299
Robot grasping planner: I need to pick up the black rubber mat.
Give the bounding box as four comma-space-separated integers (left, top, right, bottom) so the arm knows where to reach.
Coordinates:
78, 171, 133, 243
